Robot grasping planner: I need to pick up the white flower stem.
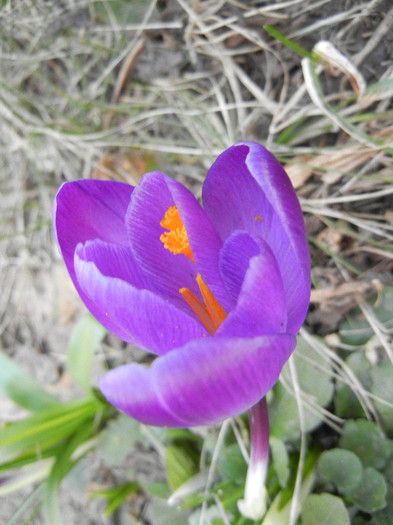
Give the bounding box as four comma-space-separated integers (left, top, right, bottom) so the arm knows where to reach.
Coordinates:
238, 397, 269, 520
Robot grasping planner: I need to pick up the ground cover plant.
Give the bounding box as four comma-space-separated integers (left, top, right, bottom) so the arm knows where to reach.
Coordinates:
0, 1, 392, 524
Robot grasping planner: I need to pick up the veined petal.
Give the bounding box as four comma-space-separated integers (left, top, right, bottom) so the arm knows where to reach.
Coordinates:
54, 180, 133, 264
126, 172, 198, 310
126, 172, 230, 312
218, 230, 260, 303
53, 180, 136, 337
220, 240, 287, 337
165, 177, 232, 310
203, 142, 310, 334
77, 239, 152, 289
99, 333, 296, 427
74, 252, 206, 354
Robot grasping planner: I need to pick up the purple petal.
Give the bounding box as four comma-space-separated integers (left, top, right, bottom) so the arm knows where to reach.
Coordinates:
77, 239, 152, 289
74, 252, 206, 353
218, 230, 260, 302
126, 172, 230, 312
99, 333, 296, 427
202, 142, 310, 333
165, 177, 232, 310
125, 172, 197, 310
219, 240, 287, 337
53, 180, 137, 338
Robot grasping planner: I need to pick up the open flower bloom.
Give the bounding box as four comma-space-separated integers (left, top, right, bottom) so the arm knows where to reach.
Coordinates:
53, 142, 310, 428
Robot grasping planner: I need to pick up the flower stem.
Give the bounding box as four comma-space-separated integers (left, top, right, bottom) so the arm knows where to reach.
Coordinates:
238, 397, 270, 520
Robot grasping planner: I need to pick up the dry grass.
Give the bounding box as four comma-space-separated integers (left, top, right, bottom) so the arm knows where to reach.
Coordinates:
0, 0, 392, 523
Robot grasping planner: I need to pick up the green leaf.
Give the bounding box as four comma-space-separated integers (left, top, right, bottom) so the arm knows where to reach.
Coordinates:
264, 25, 313, 58
68, 315, 106, 393
44, 422, 96, 525
217, 443, 247, 483
302, 493, 350, 525
0, 397, 102, 463
165, 444, 198, 491
0, 351, 59, 412
148, 495, 191, 525
269, 437, 290, 488
339, 420, 391, 470
334, 352, 372, 419
269, 336, 334, 439
91, 482, 139, 516
345, 467, 387, 512
370, 364, 393, 432
318, 448, 363, 492
97, 414, 140, 467
339, 286, 393, 346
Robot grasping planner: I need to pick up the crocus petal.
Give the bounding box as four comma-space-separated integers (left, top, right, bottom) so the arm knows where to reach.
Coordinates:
202, 142, 310, 334
77, 239, 152, 290
74, 252, 206, 354
99, 333, 296, 427
165, 177, 232, 310
125, 172, 197, 310
218, 230, 260, 303
219, 240, 287, 337
126, 172, 230, 311
53, 180, 137, 338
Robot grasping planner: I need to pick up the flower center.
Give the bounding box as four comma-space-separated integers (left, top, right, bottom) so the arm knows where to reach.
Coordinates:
160, 205, 194, 262
160, 205, 226, 334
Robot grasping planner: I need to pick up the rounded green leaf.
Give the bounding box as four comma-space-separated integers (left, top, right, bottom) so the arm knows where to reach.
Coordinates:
339, 420, 391, 470
302, 493, 350, 525
269, 336, 334, 439
318, 448, 363, 492
345, 467, 387, 512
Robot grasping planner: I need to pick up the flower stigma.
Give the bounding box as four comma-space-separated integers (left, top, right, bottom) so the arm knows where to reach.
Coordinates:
180, 274, 227, 335
160, 205, 226, 334
160, 205, 194, 262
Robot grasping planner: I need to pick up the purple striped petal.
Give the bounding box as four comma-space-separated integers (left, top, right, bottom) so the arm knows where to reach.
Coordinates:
219, 240, 287, 337
126, 172, 230, 311
53, 180, 136, 338
202, 142, 310, 334
74, 251, 206, 353
77, 239, 151, 289
99, 333, 296, 427
218, 230, 260, 302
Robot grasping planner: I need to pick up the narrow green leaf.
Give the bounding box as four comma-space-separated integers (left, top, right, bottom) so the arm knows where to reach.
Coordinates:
270, 437, 290, 488
68, 315, 106, 393
0, 351, 59, 411
165, 444, 198, 491
104, 482, 139, 516
264, 25, 313, 58
4, 484, 44, 525
44, 422, 96, 525
302, 493, 350, 525
0, 398, 102, 462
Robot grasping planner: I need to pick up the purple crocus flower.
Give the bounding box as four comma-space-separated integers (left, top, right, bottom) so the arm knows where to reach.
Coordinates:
53, 142, 310, 518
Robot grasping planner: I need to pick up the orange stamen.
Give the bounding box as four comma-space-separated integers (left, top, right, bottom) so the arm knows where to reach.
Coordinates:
180, 287, 216, 335
180, 274, 227, 335
196, 273, 227, 328
160, 205, 194, 262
